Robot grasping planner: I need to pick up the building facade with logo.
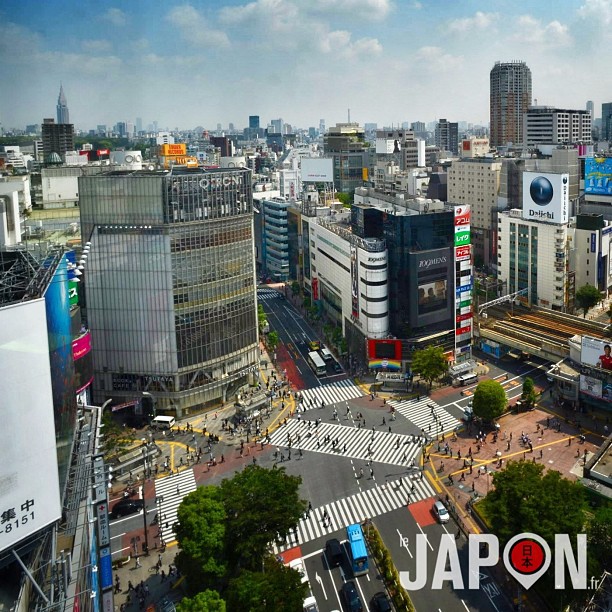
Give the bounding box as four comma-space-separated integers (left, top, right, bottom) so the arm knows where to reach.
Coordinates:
497, 172, 571, 310
79, 168, 259, 416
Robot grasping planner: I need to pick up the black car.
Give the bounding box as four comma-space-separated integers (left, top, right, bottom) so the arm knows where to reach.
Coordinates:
110, 498, 144, 519
371, 591, 392, 612
341, 581, 363, 612
325, 537, 343, 567
332, 361, 343, 373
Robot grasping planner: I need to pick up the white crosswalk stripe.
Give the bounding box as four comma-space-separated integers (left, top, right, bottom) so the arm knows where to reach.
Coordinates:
297, 380, 366, 408
389, 397, 461, 435
257, 289, 283, 300
154, 469, 197, 544
268, 419, 427, 467
273, 476, 435, 552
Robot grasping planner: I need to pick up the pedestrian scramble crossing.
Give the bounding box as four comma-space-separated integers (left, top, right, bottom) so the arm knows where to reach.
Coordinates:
274, 476, 435, 551
257, 288, 283, 300
154, 469, 197, 544
268, 419, 427, 467
388, 396, 461, 436
297, 379, 366, 408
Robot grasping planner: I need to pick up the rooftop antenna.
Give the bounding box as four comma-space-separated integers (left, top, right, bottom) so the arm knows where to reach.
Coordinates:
348, 108, 351, 123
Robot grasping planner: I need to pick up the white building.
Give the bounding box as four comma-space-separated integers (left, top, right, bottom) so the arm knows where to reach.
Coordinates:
523, 107, 592, 148
308, 216, 389, 340
0, 175, 30, 247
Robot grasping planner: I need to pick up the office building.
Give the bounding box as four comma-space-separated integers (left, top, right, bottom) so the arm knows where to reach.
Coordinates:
79, 167, 259, 416
586, 101, 594, 118
210, 136, 235, 158
56, 84, 70, 124
260, 197, 290, 281
435, 119, 459, 155
490, 61, 532, 146
41, 118, 74, 159
523, 107, 592, 148
324, 123, 368, 195
448, 158, 502, 268
603, 103, 612, 141
249, 115, 260, 130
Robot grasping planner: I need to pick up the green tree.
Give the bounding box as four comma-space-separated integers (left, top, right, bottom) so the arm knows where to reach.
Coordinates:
521, 377, 538, 407
177, 590, 226, 612
220, 465, 306, 571
410, 346, 448, 389
257, 304, 267, 329
336, 192, 352, 206
291, 281, 300, 297
100, 411, 135, 458
575, 283, 601, 318
587, 505, 612, 576
481, 461, 587, 545
174, 487, 228, 587
267, 330, 279, 352
226, 556, 310, 612
472, 379, 507, 421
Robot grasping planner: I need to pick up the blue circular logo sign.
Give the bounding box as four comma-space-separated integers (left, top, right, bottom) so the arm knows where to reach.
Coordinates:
530, 176, 554, 206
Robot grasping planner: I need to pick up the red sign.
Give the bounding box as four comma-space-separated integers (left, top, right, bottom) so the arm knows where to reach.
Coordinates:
462, 140, 471, 151
312, 277, 319, 301
367, 339, 402, 361
72, 332, 92, 360
456, 313, 473, 323
456, 325, 472, 335
455, 245, 471, 261
454, 212, 471, 226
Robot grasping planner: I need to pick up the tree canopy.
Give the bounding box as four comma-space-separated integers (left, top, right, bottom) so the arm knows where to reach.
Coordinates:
521, 377, 538, 407
575, 283, 601, 318
220, 465, 306, 571
480, 461, 587, 546
587, 505, 612, 577
472, 379, 507, 422
267, 330, 279, 352
226, 556, 310, 612
410, 346, 448, 389
176, 590, 226, 612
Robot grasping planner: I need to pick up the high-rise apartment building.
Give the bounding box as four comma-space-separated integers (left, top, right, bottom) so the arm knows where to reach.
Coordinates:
42, 118, 74, 159
79, 168, 259, 416
490, 61, 532, 146
324, 123, 368, 194
435, 119, 459, 154
603, 103, 612, 141
523, 106, 592, 147
56, 84, 70, 124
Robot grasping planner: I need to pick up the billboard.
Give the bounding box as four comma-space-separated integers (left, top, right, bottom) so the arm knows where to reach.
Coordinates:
454, 205, 471, 227
454, 231, 470, 247
301, 158, 334, 182
581, 336, 612, 370
375, 138, 402, 154
160, 143, 187, 156
367, 339, 402, 371
455, 245, 471, 261
0, 299, 62, 553
350, 245, 359, 318
522, 172, 569, 224
73, 332, 94, 393
585, 157, 612, 195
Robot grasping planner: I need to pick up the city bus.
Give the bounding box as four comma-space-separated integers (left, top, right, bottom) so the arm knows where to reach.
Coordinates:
307, 351, 326, 377
346, 523, 369, 576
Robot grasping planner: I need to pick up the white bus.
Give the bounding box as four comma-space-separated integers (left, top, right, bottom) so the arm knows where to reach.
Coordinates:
453, 372, 478, 387
307, 350, 327, 376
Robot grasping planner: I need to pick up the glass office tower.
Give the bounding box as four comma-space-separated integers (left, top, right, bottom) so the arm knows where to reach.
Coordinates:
79, 168, 259, 416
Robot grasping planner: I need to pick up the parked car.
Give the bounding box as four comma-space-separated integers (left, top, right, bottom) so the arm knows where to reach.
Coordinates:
341, 581, 363, 612
332, 361, 342, 373
371, 591, 392, 612
325, 538, 343, 567
110, 498, 144, 519
433, 500, 450, 524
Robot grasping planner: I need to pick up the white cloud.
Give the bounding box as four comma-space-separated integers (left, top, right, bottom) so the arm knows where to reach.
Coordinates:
131, 38, 149, 52
578, 0, 612, 25
166, 4, 230, 48
82, 39, 112, 53
318, 30, 382, 57
101, 8, 127, 27
414, 46, 464, 71
448, 11, 498, 33
513, 15, 572, 47
309, 0, 392, 21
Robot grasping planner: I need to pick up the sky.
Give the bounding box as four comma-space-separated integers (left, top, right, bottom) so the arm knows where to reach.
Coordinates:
0, 0, 611, 132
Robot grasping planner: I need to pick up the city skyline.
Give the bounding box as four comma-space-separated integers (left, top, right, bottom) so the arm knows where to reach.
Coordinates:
0, 0, 610, 131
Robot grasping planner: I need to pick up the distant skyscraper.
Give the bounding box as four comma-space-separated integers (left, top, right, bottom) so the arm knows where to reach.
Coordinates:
435, 119, 459, 154
56, 85, 70, 124
490, 61, 532, 146
603, 103, 612, 141
42, 118, 74, 159
249, 115, 260, 130
586, 101, 594, 117
270, 118, 284, 134
136, 117, 143, 133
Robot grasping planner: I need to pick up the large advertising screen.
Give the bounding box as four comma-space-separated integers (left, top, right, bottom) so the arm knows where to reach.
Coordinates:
367, 339, 402, 371
350, 245, 359, 318
418, 279, 448, 315
581, 336, 612, 370
579, 374, 612, 402
301, 158, 334, 183
585, 157, 612, 195
73, 332, 94, 393
522, 172, 569, 224
375, 138, 402, 154
0, 299, 62, 553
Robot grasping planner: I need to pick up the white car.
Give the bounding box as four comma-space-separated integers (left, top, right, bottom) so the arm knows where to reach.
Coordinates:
303, 595, 318, 612
289, 558, 309, 585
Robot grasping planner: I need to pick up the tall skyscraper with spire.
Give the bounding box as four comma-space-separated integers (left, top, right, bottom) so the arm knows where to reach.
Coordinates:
56, 85, 70, 124
490, 61, 532, 147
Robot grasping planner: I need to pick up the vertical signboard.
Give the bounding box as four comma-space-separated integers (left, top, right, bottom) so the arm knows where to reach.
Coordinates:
454, 206, 472, 361
350, 245, 359, 318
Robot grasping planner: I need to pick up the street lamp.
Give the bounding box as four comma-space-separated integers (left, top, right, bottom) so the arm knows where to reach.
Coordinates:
141, 442, 150, 556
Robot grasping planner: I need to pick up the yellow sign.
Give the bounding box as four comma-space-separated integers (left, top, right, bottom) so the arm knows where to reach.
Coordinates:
160, 143, 186, 156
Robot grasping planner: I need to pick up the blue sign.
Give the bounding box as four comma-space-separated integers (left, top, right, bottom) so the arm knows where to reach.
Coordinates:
585, 157, 612, 195
99, 546, 113, 590
456, 283, 472, 297
591, 233, 597, 253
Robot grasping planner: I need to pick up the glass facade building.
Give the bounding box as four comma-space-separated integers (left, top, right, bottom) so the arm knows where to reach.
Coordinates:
79, 168, 259, 416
